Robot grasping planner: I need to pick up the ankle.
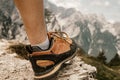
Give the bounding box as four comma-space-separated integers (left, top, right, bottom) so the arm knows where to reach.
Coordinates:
31, 36, 50, 51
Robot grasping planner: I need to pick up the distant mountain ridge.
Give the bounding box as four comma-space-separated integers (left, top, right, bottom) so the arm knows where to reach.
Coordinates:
45, 0, 120, 62
0, 0, 119, 62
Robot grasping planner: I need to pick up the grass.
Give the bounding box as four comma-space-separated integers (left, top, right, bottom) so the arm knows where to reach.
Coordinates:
77, 50, 120, 80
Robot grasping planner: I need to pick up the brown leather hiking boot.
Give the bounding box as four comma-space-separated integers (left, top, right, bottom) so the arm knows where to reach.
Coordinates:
26, 32, 77, 79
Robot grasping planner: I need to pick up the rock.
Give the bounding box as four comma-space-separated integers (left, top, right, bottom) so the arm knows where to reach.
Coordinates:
0, 0, 119, 62
0, 40, 97, 80
56, 56, 97, 80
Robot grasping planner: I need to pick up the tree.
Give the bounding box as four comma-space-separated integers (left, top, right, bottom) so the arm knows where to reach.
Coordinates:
97, 49, 107, 64
108, 53, 120, 66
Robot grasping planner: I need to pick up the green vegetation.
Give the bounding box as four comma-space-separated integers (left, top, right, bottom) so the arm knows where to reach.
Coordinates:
78, 49, 120, 80
108, 54, 120, 66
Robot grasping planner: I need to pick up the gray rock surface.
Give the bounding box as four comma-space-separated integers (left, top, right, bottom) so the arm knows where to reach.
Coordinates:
0, 0, 120, 62
0, 39, 97, 80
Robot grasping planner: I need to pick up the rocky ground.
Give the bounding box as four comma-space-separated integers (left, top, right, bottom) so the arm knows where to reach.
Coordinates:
0, 39, 97, 80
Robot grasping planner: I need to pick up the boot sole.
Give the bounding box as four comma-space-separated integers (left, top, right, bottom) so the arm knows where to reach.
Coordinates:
34, 49, 78, 80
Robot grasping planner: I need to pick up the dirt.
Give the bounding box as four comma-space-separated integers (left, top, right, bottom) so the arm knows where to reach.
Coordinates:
0, 39, 97, 80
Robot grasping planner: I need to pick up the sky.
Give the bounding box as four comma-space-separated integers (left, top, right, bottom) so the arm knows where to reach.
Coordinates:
49, 0, 120, 23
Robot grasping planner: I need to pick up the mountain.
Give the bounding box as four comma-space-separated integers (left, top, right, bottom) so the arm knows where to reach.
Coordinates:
0, 0, 120, 62
0, 0, 26, 41
44, 0, 120, 62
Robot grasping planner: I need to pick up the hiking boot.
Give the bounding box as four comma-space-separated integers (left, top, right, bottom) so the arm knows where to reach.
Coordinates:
26, 32, 77, 79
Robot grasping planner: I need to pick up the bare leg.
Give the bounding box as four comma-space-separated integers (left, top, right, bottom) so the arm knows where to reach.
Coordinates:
14, 0, 47, 45
14, 1, 77, 79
